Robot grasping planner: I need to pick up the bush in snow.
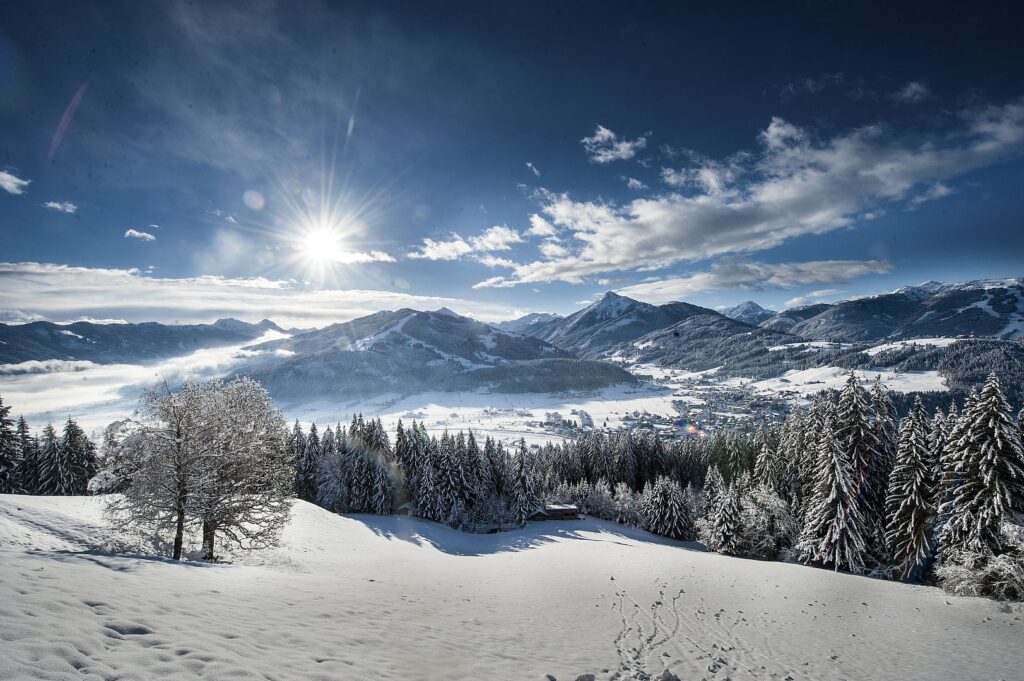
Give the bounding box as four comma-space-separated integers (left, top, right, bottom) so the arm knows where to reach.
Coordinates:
936, 547, 1024, 601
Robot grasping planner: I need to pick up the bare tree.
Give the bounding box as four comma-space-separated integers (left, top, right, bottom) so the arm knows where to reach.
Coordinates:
105, 378, 291, 561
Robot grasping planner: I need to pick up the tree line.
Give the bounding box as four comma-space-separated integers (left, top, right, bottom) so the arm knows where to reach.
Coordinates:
0, 396, 98, 496
2, 370, 1021, 599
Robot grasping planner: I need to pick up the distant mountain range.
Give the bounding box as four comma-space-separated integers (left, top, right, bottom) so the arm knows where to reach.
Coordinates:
237, 307, 632, 399
1, 277, 1020, 402
0, 318, 284, 364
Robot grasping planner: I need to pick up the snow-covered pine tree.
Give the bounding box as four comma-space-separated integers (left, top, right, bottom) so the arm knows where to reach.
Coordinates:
36, 423, 74, 495
0, 396, 18, 493
884, 397, 936, 580
836, 372, 886, 561
512, 440, 534, 526
939, 374, 1024, 556
705, 485, 742, 555
369, 456, 394, 515
641, 475, 694, 541
615, 435, 638, 491
60, 417, 96, 494
702, 465, 726, 516
295, 423, 321, 502
797, 405, 869, 574
15, 416, 38, 494
753, 429, 786, 495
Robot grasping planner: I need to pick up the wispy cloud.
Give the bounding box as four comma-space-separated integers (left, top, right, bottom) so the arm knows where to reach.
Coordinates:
613, 259, 891, 304
785, 288, 843, 308
0, 262, 527, 328
581, 125, 649, 163
892, 81, 930, 103
0, 170, 31, 195
43, 201, 78, 214
526, 161, 541, 177
124, 229, 156, 241
625, 177, 648, 191
475, 99, 1024, 289
407, 225, 522, 261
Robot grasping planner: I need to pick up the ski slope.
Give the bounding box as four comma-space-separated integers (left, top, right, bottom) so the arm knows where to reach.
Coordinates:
1, 495, 1020, 681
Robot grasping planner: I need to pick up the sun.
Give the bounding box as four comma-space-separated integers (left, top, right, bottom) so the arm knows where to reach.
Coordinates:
295, 224, 345, 265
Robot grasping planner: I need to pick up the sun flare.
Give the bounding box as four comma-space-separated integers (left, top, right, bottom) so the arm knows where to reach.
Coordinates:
296, 224, 345, 265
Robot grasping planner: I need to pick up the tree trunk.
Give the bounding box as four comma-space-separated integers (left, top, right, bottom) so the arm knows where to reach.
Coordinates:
172, 506, 185, 560
201, 519, 216, 562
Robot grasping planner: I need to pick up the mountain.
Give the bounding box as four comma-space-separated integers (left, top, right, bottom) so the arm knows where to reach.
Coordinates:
757, 304, 834, 333
0, 318, 284, 364
722, 301, 776, 326
237, 307, 633, 399
528, 292, 718, 357
494, 312, 563, 336
776, 279, 1024, 341
605, 310, 799, 376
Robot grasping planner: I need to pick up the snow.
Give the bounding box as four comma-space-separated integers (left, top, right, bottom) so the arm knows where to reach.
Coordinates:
864, 337, 959, 356
282, 382, 677, 446
2, 495, 1021, 681
748, 367, 947, 397
0, 330, 290, 432
767, 341, 850, 352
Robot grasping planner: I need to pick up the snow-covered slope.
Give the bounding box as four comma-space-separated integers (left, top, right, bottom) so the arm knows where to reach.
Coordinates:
494, 311, 564, 336
2, 495, 1020, 681
768, 279, 1024, 341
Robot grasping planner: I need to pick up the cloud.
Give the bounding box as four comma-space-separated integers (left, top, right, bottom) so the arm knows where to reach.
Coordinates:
526, 161, 541, 177
581, 125, 649, 163
625, 177, 648, 191
408, 225, 522, 260
0, 170, 31, 195
784, 288, 843, 308
779, 73, 845, 100
477, 254, 516, 269
910, 182, 953, 205
477, 99, 1024, 288
612, 259, 892, 304
0, 262, 528, 329
43, 201, 78, 214
124, 229, 156, 241
526, 214, 556, 237
893, 81, 930, 103
538, 240, 569, 258
407, 235, 473, 260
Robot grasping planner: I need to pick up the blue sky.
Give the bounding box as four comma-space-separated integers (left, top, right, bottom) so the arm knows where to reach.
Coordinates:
1, 1, 1022, 327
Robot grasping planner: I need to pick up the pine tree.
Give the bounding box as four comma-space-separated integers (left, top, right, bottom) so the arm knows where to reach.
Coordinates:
706, 485, 742, 555
884, 398, 936, 580
798, 406, 869, 573
15, 416, 38, 494
60, 417, 96, 494
836, 372, 886, 560
702, 465, 726, 515
641, 476, 694, 541
0, 396, 19, 493
512, 440, 534, 525
939, 374, 1024, 556
35, 424, 72, 495
369, 457, 394, 515
295, 423, 321, 502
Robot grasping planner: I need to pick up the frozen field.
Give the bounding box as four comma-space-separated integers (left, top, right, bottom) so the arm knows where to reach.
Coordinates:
1, 495, 1020, 681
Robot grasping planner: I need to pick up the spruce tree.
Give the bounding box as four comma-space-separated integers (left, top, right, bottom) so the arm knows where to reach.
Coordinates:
369, 457, 394, 515
939, 374, 1024, 556
884, 398, 936, 580
836, 373, 886, 560
641, 476, 694, 541
512, 440, 534, 525
295, 423, 321, 502
36, 424, 71, 495
706, 485, 742, 555
15, 416, 38, 494
0, 396, 18, 493
798, 406, 868, 573
702, 465, 726, 515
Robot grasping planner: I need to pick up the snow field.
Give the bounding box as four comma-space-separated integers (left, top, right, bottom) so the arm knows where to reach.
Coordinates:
2, 495, 1022, 681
